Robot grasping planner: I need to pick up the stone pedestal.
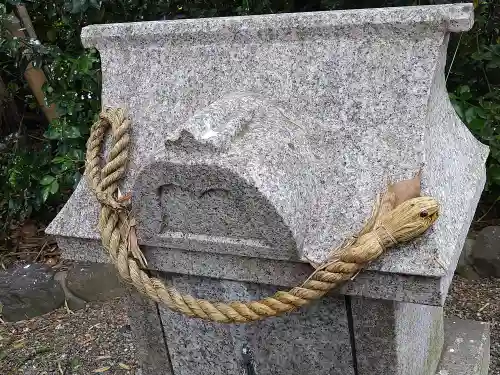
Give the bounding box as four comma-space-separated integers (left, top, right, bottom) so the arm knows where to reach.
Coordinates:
47, 4, 490, 375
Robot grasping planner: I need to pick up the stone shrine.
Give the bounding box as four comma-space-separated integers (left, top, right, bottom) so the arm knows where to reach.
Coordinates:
47, 4, 490, 375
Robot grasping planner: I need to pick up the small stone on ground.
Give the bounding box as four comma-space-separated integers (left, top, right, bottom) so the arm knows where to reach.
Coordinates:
0, 263, 65, 322
66, 262, 126, 302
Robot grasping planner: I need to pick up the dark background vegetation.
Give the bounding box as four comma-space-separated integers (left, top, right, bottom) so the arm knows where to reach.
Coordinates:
0, 0, 499, 247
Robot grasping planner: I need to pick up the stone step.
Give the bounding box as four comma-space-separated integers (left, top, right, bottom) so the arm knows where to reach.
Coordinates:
436, 318, 490, 375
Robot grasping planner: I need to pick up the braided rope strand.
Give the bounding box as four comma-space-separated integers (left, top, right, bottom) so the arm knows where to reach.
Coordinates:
85, 108, 439, 323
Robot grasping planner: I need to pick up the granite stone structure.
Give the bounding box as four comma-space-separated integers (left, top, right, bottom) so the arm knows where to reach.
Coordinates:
47, 4, 490, 375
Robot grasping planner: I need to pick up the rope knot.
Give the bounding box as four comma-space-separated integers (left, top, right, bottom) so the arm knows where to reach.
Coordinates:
94, 189, 130, 210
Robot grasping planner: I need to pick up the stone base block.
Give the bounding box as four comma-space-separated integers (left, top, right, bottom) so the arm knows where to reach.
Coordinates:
436, 318, 490, 375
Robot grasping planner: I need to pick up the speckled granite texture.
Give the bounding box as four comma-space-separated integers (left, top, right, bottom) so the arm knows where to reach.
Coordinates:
47, 3, 486, 303
126, 291, 173, 375
351, 297, 444, 375
45, 4, 490, 375
436, 319, 490, 375
158, 275, 353, 375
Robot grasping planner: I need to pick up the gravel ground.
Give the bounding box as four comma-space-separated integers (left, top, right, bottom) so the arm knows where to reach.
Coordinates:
445, 275, 500, 375
0, 298, 137, 375
0, 276, 497, 374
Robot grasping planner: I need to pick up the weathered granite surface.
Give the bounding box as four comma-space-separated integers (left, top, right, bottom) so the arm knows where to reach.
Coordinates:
56, 236, 448, 305
47, 4, 487, 307
157, 274, 353, 375
351, 297, 443, 375
435, 319, 490, 375
126, 290, 173, 375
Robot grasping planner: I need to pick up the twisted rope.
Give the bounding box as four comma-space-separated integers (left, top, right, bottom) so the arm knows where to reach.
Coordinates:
85, 108, 439, 323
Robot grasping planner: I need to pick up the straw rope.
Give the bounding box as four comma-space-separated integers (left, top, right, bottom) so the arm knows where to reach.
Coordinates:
85, 108, 439, 323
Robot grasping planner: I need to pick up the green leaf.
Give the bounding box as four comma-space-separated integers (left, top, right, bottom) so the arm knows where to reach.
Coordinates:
40, 175, 55, 185
46, 29, 57, 42
42, 186, 51, 202
69, 149, 85, 161
475, 106, 488, 119
451, 101, 465, 120
458, 85, 470, 94
491, 148, 500, 163
488, 165, 500, 185
50, 180, 59, 194
65, 127, 81, 139
44, 128, 61, 140
89, 0, 101, 9
60, 161, 72, 171
461, 92, 472, 100
7, 82, 19, 93
486, 61, 499, 69
52, 156, 67, 164
464, 107, 476, 123
468, 118, 485, 133
71, 0, 83, 13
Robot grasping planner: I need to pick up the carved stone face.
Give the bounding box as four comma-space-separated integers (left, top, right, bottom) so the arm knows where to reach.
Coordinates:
159, 185, 265, 239
132, 159, 298, 261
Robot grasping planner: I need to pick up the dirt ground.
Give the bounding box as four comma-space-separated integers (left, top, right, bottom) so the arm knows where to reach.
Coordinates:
445, 276, 500, 375
0, 275, 498, 374
0, 298, 137, 375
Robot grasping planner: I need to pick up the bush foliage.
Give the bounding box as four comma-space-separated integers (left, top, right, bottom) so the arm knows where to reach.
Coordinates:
0, 0, 499, 233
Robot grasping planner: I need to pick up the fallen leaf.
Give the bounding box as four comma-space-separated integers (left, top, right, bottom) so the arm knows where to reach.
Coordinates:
70, 357, 82, 370
128, 225, 147, 268
93, 366, 111, 373
35, 345, 52, 354
117, 192, 132, 203
88, 323, 102, 331
12, 340, 25, 349
391, 170, 422, 207
478, 302, 490, 313
118, 363, 131, 370
96, 355, 112, 360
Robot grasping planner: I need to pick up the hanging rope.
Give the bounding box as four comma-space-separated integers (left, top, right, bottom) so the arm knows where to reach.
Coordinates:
85, 108, 439, 323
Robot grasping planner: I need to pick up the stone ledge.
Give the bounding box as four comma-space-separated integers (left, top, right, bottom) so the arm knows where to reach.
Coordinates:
54, 236, 453, 306
436, 318, 490, 375
81, 4, 474, 49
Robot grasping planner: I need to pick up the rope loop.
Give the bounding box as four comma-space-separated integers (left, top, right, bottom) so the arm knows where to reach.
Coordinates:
86, 108, 439, 323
